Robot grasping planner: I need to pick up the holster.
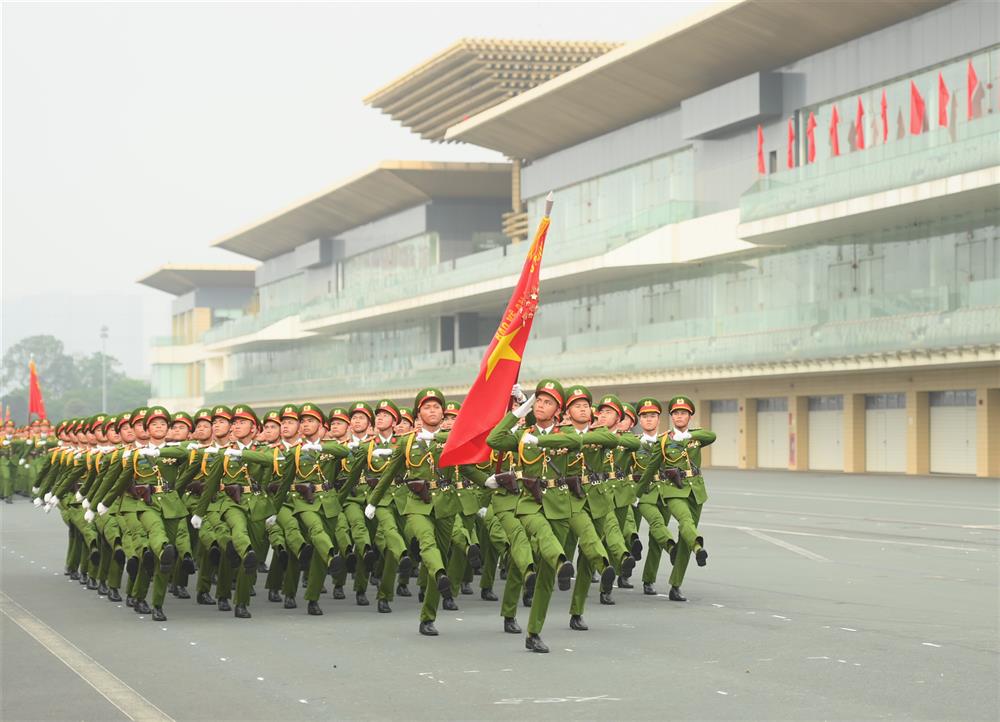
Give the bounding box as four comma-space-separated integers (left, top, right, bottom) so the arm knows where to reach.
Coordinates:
129, 484, 152, 505
405, 480, 432, 505
495, 471, 519, 494
562, 475, 586, 499
365, 476, 379, 489
294, 483, 315, 503
188, 481, 204, 495
521, 477, 544, 505
663, 467, 685, 488
224, 484, 243, 505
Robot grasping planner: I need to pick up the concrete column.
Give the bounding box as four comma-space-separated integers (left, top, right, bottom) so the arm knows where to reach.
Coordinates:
738, 398, 757, 469
790, 396, 809, 471
698, 399, 712, 468
843, 393, 866, 473
976, 387, 999, 478
906, 390, 930, 475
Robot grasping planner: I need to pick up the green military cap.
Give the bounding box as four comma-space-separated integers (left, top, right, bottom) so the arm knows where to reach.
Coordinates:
597, 393, 623, 419
667, 395, 695, 414
262, 409, 281, 426
374, 399, 400, 423
193, 408, 213, 424
399, 408, 414, 424
89, 414, 109, 431
535, 379, 565, 408
211, 405, 233, 422
280, 403, 300, 421
349, 401, 375, 424
299, 403, 325, 423
103, 415, 118, 433
171, 411, 194, 431
413, 387, 445, 413
232, 404, 260, 428
116, 411, 133, 431
565, 384, 592, 407
131, 407, 148, 426
327, 406, 349, 424
444, 400, 462, 417
637, 397, 663, 415
621, 402, 637, 425
145, 406, 170, 426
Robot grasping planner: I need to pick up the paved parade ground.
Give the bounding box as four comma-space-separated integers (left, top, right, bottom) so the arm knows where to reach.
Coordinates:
1, 470, 997, 722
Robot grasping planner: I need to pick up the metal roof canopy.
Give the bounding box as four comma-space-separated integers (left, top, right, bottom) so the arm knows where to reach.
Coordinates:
445, 0, 954, 159
365, 38, 620, 142
137, 265, 257, 296
212, 161, 512, 261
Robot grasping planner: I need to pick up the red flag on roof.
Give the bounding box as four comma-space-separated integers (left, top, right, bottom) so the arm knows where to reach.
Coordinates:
967, 59, 979, 120
829, 104, 840, 157
806, 112, 817, 163
28, 359, 46, 421
786, 118, 795, 169
855, 97, 865, 150
880, 89, 888, 143
938, 72, 950, 127
910, 80, 926, 135
756, 124, 766, 174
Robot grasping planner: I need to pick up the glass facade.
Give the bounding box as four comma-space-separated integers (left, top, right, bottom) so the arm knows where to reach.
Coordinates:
342, 232, 439, 293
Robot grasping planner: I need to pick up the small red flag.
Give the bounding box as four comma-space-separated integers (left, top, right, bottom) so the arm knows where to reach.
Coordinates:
829, 104, 840, 157
910, 80, 925, 135
786, 118, 795, 169
439, 198, 552, 465
756, 124, 765, 174
806, 112, 817, 163
880, 89, 888, 143
967, 59, 979, 120
28, 359, 46, 421
938, 73, 950, 127
855, 97, 865, 150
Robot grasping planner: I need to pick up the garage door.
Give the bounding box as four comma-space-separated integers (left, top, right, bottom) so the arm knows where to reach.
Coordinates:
808, 395, 843, 471
757, 397, 789, 469
707, 400, 738, 467
929, 390, 977, 475
865, 393, 906, 473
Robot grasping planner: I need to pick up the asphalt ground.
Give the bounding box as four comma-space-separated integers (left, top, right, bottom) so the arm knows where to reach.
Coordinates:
1, 470, 997, 722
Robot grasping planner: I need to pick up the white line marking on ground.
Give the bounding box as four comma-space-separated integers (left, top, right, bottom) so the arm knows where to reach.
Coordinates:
807, 656, 830, 660
0, 590, 173, 722
739, 526, 832, 561
716, 690, 728, 696
705, 522, 981, 552
922, 642, 942, 648
840, 627, 857, 632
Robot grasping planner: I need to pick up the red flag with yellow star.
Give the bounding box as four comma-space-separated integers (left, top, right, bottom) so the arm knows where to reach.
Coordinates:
439, 195, 552, 466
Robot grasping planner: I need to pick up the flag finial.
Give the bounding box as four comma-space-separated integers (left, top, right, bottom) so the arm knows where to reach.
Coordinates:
544, 191, 554, 217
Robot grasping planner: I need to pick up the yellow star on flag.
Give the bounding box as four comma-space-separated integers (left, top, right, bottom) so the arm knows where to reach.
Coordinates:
485, 326, 522, 380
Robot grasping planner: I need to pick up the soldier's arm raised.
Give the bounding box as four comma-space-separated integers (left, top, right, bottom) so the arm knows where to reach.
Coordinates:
367, 443, 405, 507
690, 428, 716, 446
486, 413, 520, 453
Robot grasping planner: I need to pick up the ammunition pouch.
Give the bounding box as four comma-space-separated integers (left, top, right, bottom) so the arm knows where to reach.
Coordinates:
405, 479, 432, 505
495, 471, 519, 494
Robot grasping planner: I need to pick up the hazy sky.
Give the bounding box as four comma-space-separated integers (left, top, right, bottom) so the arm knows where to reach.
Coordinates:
2, 1, 708, 376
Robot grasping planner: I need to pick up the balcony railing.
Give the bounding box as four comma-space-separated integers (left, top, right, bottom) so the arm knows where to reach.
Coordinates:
739, 113, 1000, 223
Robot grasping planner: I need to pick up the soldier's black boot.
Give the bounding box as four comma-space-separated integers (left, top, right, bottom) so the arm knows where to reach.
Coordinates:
569, 614, 588, 631
617, 575, 634, 589
396, 583, 411, 597
78, 572, 88, 586
363, 545, 378, 568
695, 543, 708, 567
557, 560, 574, 591
86, 576, 99, 591
630, 535, 643, 562
522, 591, 533, 608
620, 554, 636, 579
599, 590, 615, 605
356, 591, 370, 606
234, 604, 251, 619
345, 549, 357, 574
418, 620, 438, 636
328, 553, 346, 578
69, 569, 80, 581
298, 544, 312, 567
134, 599, 152, 615
333, 586, 346, 600
481, 588, 498, 601
159, 544, 176, 573
108, 588, 122, 602
208, 544, 222, 567
377, 599, 391, 613
151, 607, 167, 622
668, 540, 678, 566
669, 586, 687, 602
197, 591, 216, 605
466, 543, 482, 569
442, 597, 458, 611
503, 617, 522, 634
175, 586, 190, 600
460, 581, 473, 595
142, 549, 155, 574
397, 554, 414, 579
242, 549, 257, 573
126, 595, 135, 608
435, 571, 452, 599
307, 600, 323, 616
268, 589, 282, 603
217, 598, 232, 612
125, 556, 139, 577
168, 583, 178, 597
600, 564, 616, 594
283, 595, 297, 609
525, 634, 549, 653
182, 554, 196, 574
643, 583, 657, 596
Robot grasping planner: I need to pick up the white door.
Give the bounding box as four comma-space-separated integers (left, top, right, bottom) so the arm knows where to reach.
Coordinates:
930, 406, 977, 475
708, 412, 738, 467
757, 411, 790, 468
808, 409, 843, 470
865, 408, 906, 473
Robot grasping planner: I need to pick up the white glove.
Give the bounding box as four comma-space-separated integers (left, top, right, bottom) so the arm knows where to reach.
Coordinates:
190, 514, 203, 530
631, 498, 640, 508
511, 383, 527, 404
74, 491, 83, 502
82, 498, 91, 509
303, 441, 322, 452
44, 502, 54, 513
84, 509, 96, 522
364, 504, 376, 520
122, 449, 134, 460
672, 430, 691, 441
97, 502, 109, 516
512, 394, 536, 419
484, 475, 499, 489
33, 497, 42, 507
50, 496, 60, 509
203, 445, 220, 456
347, 440, 359, 449
43, 492, 52, 503
264, 514, 277, 528
20, 458, 27, 466
1, 439, 8, 446
417, 429, 435, 442
224, 448, 242, 457
139, 447, 160, 458
477, 507, 488, 519
521, 432, 538, 446
31, 486, 39, 495
372, 448, 393, 457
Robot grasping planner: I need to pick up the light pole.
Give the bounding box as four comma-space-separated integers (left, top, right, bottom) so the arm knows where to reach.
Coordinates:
100, 326, 109, 413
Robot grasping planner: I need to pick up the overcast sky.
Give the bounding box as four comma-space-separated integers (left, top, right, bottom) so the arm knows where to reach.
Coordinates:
2, 1, 707, 376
